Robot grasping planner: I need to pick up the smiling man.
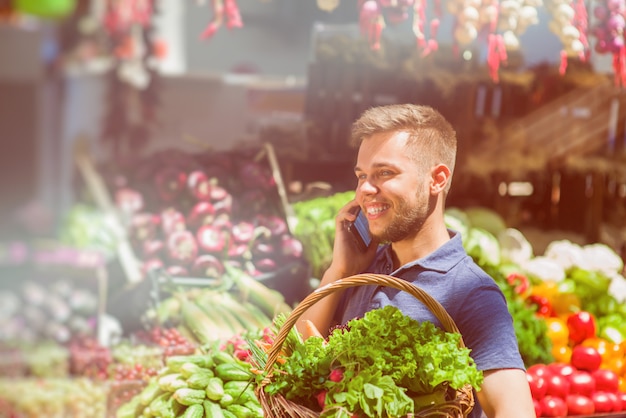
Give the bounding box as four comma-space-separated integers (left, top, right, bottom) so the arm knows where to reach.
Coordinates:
297, 104, 535, 418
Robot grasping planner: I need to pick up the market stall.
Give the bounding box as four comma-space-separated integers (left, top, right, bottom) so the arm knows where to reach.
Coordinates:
1, 1, 626, 417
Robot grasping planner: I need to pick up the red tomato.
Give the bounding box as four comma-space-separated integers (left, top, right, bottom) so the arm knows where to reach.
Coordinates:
606, 392, 621, 412
566, 394, 595, 415
540, 395, 568, 417
571, 345, 602, 372
592, 368, 620, 393
550, 362, 576, 378
568, 370, 596, 397
566, 311, 597, 344
619, 392, 626, 411
545, 373, 570, 399
592, 391, 616, 413
528, 363, 554, 379
527, 372, 548, 400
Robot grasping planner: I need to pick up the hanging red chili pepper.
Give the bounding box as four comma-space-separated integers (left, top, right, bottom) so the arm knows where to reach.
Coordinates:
200, 0, 243, 40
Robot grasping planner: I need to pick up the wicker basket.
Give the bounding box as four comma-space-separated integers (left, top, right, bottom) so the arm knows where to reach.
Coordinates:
255, 273, 476, 418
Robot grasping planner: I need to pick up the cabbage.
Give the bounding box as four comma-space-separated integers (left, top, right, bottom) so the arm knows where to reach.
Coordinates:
464, 206, 507, 237
543, 240, 589, 273
521, 256, 566, 283
498, 228, 534, 266
465, 227, 501, 267
581, 243, 624, 276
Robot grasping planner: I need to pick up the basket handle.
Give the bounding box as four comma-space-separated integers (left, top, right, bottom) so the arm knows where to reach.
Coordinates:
263, 273, 463, 373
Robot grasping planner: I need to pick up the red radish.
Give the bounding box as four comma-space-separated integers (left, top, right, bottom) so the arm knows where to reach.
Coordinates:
196, 225, 227, 254
155, 167, 187, 202
187, 201, 215, 229
256, 214, 288, 236
167, 230, 198, 265
329, 368, 344, 382
142, 258, 164, 276
166, 265, 188, 277
316, 390, 327, 409
213, 190, 233, 214
252, 241, 275, 259
280, 235, 303, 259
129, 212, 160, 243
142, 239, 165, 259
254, 257, 277, 273
161, 208, 186, 237
115, 187, 144, 215
231, 221, 255, 244
191, 254, 224, 278
228, 242, 250, 260
187, 170, 212, 201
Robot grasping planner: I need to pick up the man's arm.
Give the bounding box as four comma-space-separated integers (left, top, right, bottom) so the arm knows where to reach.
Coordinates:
475, 368, 535, 418
296, 200, 378, 338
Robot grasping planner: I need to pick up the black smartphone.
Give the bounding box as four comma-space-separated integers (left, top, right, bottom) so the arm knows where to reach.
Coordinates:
348, 208, 372, 252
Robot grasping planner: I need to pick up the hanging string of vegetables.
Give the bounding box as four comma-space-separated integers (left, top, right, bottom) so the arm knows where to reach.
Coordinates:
546, 0, 589, 75
590, 0, 626, 87
199, 0, 243, 40
95, 0, 164, 159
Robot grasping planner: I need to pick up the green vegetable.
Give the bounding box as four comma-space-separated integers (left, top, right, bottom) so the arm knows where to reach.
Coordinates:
264, 306, 483, 417
180, 403, 204, 418
205, 376, 225, 401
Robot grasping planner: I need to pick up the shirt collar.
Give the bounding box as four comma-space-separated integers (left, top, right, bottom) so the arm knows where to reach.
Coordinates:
380, 229, 467, 274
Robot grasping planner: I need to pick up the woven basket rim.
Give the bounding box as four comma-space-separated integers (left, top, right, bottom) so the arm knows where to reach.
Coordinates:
256, 273, 476, 418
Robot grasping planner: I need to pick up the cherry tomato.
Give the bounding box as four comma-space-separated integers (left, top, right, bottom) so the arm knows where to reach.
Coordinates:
566, 394, 595, 415
527, 372, 548, 400
592, 391, 617, 413
567, 311, 597, 344
545, 373, 570, 399
540, 395, 568, 417
571, 345, 602, 372
550, 362, 576, 379
527, 363, 554, 378
618, 391, 626, 411
620, 377, 626, 393
593, 368, 620, 393
568, 370, 596, 397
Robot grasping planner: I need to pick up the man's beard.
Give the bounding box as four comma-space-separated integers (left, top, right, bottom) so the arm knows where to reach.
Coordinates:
373, 192, 432, 243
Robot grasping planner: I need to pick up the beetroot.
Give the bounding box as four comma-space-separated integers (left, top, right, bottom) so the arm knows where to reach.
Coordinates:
167, 230, 198, 265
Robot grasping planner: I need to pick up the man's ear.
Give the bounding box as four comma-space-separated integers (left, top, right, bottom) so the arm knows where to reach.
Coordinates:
430, 164, 451, 194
